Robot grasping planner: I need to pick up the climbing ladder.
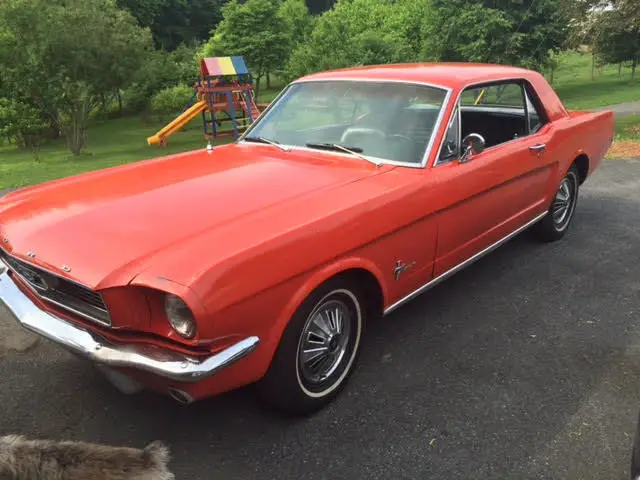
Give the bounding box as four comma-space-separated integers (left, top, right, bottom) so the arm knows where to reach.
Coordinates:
240, 90, 261, 122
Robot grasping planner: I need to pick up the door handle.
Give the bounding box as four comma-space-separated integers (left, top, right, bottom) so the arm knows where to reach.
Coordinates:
529, 144, 546, 152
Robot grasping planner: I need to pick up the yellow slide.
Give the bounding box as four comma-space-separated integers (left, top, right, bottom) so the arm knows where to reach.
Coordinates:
147, 100, 208, 145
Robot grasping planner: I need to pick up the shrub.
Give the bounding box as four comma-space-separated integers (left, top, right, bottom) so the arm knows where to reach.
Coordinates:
0, 98, 48, 160
124, 44, 200, 112
150, 84, 195, 117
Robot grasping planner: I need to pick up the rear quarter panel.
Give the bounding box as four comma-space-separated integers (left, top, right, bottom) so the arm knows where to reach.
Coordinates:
544, 109, 613, 193
567, 110, 615, 175
528, 70, 613, 202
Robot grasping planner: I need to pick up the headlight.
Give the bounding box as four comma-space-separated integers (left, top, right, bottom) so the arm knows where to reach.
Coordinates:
164, 294, 197, 339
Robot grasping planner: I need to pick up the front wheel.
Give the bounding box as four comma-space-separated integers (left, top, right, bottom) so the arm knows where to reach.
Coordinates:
533, 165, 580, 242
258, 278, 365, 416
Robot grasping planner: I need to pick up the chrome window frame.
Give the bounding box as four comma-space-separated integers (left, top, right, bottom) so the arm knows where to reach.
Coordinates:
432, 77, 550, 167
434, 98, 462, 166
523, 85, 548, 134
239, 78, 453, 169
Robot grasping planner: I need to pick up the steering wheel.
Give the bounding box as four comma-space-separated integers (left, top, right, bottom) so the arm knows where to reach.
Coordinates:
340, 127, 387, 144
387, 133, 415, 143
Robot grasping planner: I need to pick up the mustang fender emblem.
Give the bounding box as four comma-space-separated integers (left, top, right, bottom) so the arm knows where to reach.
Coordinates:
393, 260, 416, 280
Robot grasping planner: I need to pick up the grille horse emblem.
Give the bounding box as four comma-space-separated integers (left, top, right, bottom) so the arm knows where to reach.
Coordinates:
22, 269, 50, 292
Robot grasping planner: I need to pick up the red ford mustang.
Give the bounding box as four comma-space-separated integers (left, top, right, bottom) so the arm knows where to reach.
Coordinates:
0, 64, 614, 415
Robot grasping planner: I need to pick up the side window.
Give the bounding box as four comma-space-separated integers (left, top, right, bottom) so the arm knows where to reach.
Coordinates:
459, 82, 527, 149
438, 107, 460, 162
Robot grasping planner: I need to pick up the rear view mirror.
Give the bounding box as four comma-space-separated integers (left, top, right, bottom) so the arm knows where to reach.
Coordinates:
460, 133, 486, 163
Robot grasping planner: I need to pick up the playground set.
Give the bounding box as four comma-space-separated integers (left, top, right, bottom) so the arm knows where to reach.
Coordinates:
147, 56, 264, 146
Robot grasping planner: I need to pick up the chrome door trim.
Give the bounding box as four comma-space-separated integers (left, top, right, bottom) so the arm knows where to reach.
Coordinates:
383, 211, 547, 315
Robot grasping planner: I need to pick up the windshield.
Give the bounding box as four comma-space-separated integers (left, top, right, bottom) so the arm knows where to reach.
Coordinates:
243, 81, 449, 165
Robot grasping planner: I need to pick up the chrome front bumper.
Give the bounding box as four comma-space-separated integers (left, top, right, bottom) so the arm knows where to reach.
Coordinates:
0, 263, 259, 383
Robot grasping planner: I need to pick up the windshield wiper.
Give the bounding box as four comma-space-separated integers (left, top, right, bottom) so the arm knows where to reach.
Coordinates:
244, 136, 290, 152
305, 143, 382, 167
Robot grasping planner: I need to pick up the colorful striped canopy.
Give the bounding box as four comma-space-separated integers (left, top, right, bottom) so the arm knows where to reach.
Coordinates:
200, 56, 249, 77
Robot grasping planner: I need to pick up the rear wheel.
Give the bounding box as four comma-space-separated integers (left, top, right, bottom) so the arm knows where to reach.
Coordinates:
533, 165, 579, 242
259, 277, 364, 416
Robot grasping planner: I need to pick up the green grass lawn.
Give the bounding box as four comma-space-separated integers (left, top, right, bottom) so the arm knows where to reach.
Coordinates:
606, 115, 640, 158
1, 81, 285, 189
550, 51, 640, 110
615, 115, 640, 141
0, 117, 233, 189
0, 84, 283, 189
2, 54, 639, 190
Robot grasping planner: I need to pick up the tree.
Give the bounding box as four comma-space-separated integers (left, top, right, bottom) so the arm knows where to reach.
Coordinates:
200, 0, 290, 96
594, 20, 640, 79
286, 0, 428, 80
275, 0, 314, 87
117, 0, 225, 50
279, 0, 314, 48
0, 98, 48, 159
590, 1, 640, 78
0, 2, 61, 140
123, 44, 200, 112
560, 0, 599, 49
423, 0, 569, 71
0, 0, 152, 155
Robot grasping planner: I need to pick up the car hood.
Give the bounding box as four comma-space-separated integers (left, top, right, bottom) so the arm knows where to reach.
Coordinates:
0, 144, 390, 289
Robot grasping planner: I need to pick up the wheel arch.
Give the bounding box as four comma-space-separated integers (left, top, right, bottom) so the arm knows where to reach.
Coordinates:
263, 259, 387, 365
573, 153, 590, 185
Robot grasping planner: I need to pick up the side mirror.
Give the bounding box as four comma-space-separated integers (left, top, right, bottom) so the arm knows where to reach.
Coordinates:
460, 133, 486, 163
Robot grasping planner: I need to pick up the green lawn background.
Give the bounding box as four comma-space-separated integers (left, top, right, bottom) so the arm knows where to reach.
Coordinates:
1, 52, 638, 190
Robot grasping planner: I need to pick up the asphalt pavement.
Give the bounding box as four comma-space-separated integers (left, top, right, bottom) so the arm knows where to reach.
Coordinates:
595, 101, 640, 118
1, 159, 640, 479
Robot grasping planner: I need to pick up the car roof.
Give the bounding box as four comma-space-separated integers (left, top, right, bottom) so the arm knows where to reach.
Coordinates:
295, 63, 537, 91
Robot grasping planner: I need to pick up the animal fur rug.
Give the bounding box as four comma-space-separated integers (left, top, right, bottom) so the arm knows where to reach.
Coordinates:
0, 435, 174, 480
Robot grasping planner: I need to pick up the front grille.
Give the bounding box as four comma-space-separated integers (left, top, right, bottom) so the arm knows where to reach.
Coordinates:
0, 249, 111, 326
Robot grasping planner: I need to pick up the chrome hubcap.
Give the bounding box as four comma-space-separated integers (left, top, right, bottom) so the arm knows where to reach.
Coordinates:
298, 299, 352, 385
552, 176, 575, 228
